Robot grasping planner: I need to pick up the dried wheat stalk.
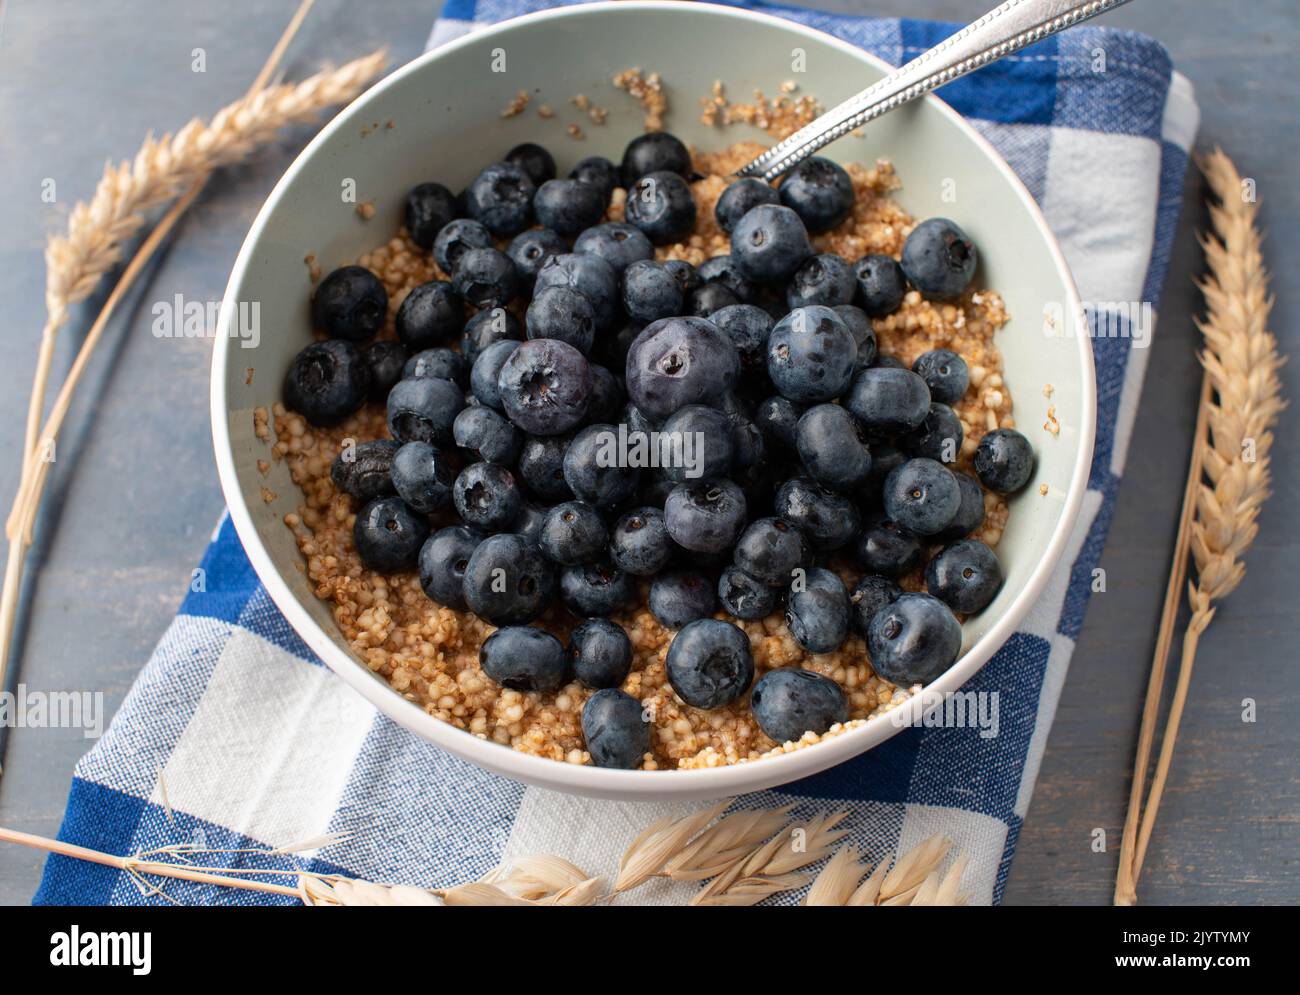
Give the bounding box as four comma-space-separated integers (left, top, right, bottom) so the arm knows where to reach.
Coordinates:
1114, 148, 1284, 905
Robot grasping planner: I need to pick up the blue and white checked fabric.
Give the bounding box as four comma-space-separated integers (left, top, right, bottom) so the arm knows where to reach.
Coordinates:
34, 0, 1198, 905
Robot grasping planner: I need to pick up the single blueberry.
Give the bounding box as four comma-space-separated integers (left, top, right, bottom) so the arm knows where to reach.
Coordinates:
849, 574, 903, 640
755, 395, 804, 451
470, 339, 520, 410
386, 375, 464, 445
418, 524, 483, 610
404, 182, 458, 250
570, 155, 620, 202
573, 222, 654, 275
517, 433, 575, 502
867, 592, 963, 685
795, 404, 873, 493
900, 218, 977, 300
453, 404, 521, 464
659, 404, 734, 483
778, 156, 854, 233
525, 286, 596, 354
353, 496, 430, 574
507, 227, 568, 286
510, 502, 549, 545
664, 478, 747, 554
568, 619, 634, 690
751, 669, 849, 743
534, 177, 607, 236
396, 280, 463, 350
461, 306, 522, 364
833, 303, 878, 370
610, 506, 674, 576
284, 339, 370, 427
620, 131, 692, 183
311, 265, 388, 342
927, 538, 1004, 614
434, 218, 493, 276
785, 567, 850, 654
912, 348, 969, 404
453, 461, 523, 533
560, 561, 634, 617
733, 516, 808, 588
462, 533, 555, 625
687, 282, 739, 317
505, 141, 557, 186
973, 428, 1034, 494
717, 565, 780, 621
539, 500, 608, 565
582, 688, 651, 769
903, 402, 964, 464
856, 514, 924, 578
715, 177, 780, 234
480, 626, 567, 692
534, 253, 620, 332
563, 423, 640, 507
883, 457, 961, 536
391, 441, 455, 514
774, 477, 861, 552
853, 254, 907, 317
464, 161, 536, 237
665, 618, 754, 709
698, 255, 758, 303
663, 259, 702, 296
845, 366, 932, 434
621, 259, 684, 324
404, 346, 468, 387
935, 470, 986, 542
496, 338, 593, 435
766, 305, 857, 404
711, 304, 774, 380
624, 171, 697, 246
331, 439, 398, 503
625, 316, 740, 419
364, 340, 410, 401
649, 570, 717, 630
787, 253, 856, 309
452, 247, 520, 309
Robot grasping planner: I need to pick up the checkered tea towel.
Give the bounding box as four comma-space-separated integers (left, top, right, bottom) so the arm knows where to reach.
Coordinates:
33, 0, 1199, 905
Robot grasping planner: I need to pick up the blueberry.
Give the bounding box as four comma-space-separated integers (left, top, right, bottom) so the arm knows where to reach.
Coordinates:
570, 155, 620, 202
511, 502, 549, 545
526, 286, 596, 354
464, 161, 536, 237
625, 316, 740, 419
711, 304, 774, 379
395, 280, 463, 350
480, 626, 568, 692
936, 470, 986, 542
534, 253, 620, 332
833, 303, 878, 370
470, 339, 520, 410
912, 348, 969, 404
560, 561, 633, 617
453, 461, 522, 532
903, 402, 964, 464
363, 340, 409, 401
621, 131, 692, 183
795, 404, 872, 493
774, 477, 861, 552
927, 538, 1003, 615
663, 259, 702, 296
883, 457, 960, 536
778, 157, 853, 233
973, 428, 1034, 494
331, 439, 398, 502
312, 265, 387, 342
787, 253, 856, 309
687, 282, 739, 317
353, 496, 430, 574
418, 524, 483, 610
698, 255, 758, 304
663, 478, 747, 555
539, 500, 608, 565
404, 182, 458, 250
386, 375, 463, 445
621, 260, 684, 323
785, 567, 850, 653
610, 506, 673, 576
532, 177, 606, 237
283, 340, 369, 426
856, 514, 924, 578
582, 689, 651, 769
461, 306, 522, 364
730, 516, 805, 588
864, 443, 907, 499
767, 305, 857, 404
755, 396, 803, 451
390, 441, 455, 514
751, 669, 848, 743
563, 423, 640, 506
853, 254, 907, 317
875, 354, 906, 370
517, 433, 574, 502
434, 218, 493, 275
573, 222, 654, 274
585, 364, 624, 423
845, 366, 931, 434
849, 574, 903, 639
497, 338, 593, 435
717, 565, 779, 621
404, 346, 468, 387
453, 405, 521, 464
649, 570, 717, 630
507, 227, 568, 285
505, 141, 557, 186
660, 404, 733, 482
624, 171, 697, 245
568, 619, 633, 689
462, 533, 555, 625
901, 218, 977, 300
452, 247, 520, 309
867, 592, 963, 685
665, 619, 754, 709
715, 177, 780, 234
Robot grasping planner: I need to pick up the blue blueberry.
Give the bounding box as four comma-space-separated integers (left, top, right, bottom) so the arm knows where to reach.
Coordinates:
453, 404, 521, 464
711, 304, 774, 380
312, 266, 387, 342
331, 439, 398, 502
874, 354, 906, 370
733, 516, 808, 587
497, 338, 593, 435
833, 304, 878, 370
845, 366, 931, 434
787, 253, 856, 308
563, 423, 640, 507
452, 247, 520, 308
453, 460, 522, 532
464, 161, 536, 237
396, 280, 463, 350
687, 282, 739, 317
912, 348, 969, 404
404, 346, 468, 387
755, 395, 803, 451
461, 306, 522, 364
751, 669, 849, 743
434, 218, 493, 275
664, 478, 747, 554
418, 524, 483, 610
715, 177, 780, 234
973, 428, 1034, 494
525, 286, 596, 354
570, 155, 620, 202
510, 502, 548, 545
766, 305, 856, 404
622, 260, 684, 323
363, 340, 409, 401
660, 404, 733, 482
624, 171, 696, 245
664, 259, 702, 296
795, 404, 872, 493
582, 689, 651, 769
900, 218, 977, 300
353, 497, 429, 574
856, 513, 924, 578
724, 409, 765, 472
849, 574, 903, 639
853, 254, 907, 317
517, 433, 575, 502
698, 255, 758, 303
284, 340, 371, 424
462, 533, 555, 625
560, 561, 634, 617
390, 441, 455, 514
386, 375, 464, 445
480, 626, 567, 692
534, 177, 607, 236
404, 182, 458, 250
573, 222, 654, 274
863, 442, 907, 500
585, 364, 624, 423
867, 592, 963, 685
785, 567, 849, 654
621, 131, 692, 183
778, 156, 853, 233
883, 457, 960, 536
903, 402, 964, 464
610, 506, 673, 576
539, 500, 607, 565
774, 477, 861, 552
717, 565, 779, 621
568, 619, 633, 690
926, 538, 1003, 614
665, 619, 754, 709
534, 253, 620, 331
469, 339, 519, 410
505, 141, 557, 186
625, 316, 740, 419
649, 570, 717, 630
936, 470, 986, 542
507, 227, 567, 285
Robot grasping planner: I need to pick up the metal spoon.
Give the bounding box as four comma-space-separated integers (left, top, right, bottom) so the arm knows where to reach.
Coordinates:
738, 0, 1135, 181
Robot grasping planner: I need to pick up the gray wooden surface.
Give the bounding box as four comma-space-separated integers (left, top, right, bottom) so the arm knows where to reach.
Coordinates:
0, 0, 1295, 906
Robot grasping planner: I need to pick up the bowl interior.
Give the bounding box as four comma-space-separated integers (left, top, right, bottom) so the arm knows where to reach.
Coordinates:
214, 1, 1090, 801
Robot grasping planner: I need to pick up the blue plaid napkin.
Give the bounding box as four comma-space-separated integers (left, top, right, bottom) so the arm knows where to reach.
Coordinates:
34, 0, 1198, 905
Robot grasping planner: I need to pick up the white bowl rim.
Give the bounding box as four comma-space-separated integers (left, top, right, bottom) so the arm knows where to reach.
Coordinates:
211, 0, 1095, 798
